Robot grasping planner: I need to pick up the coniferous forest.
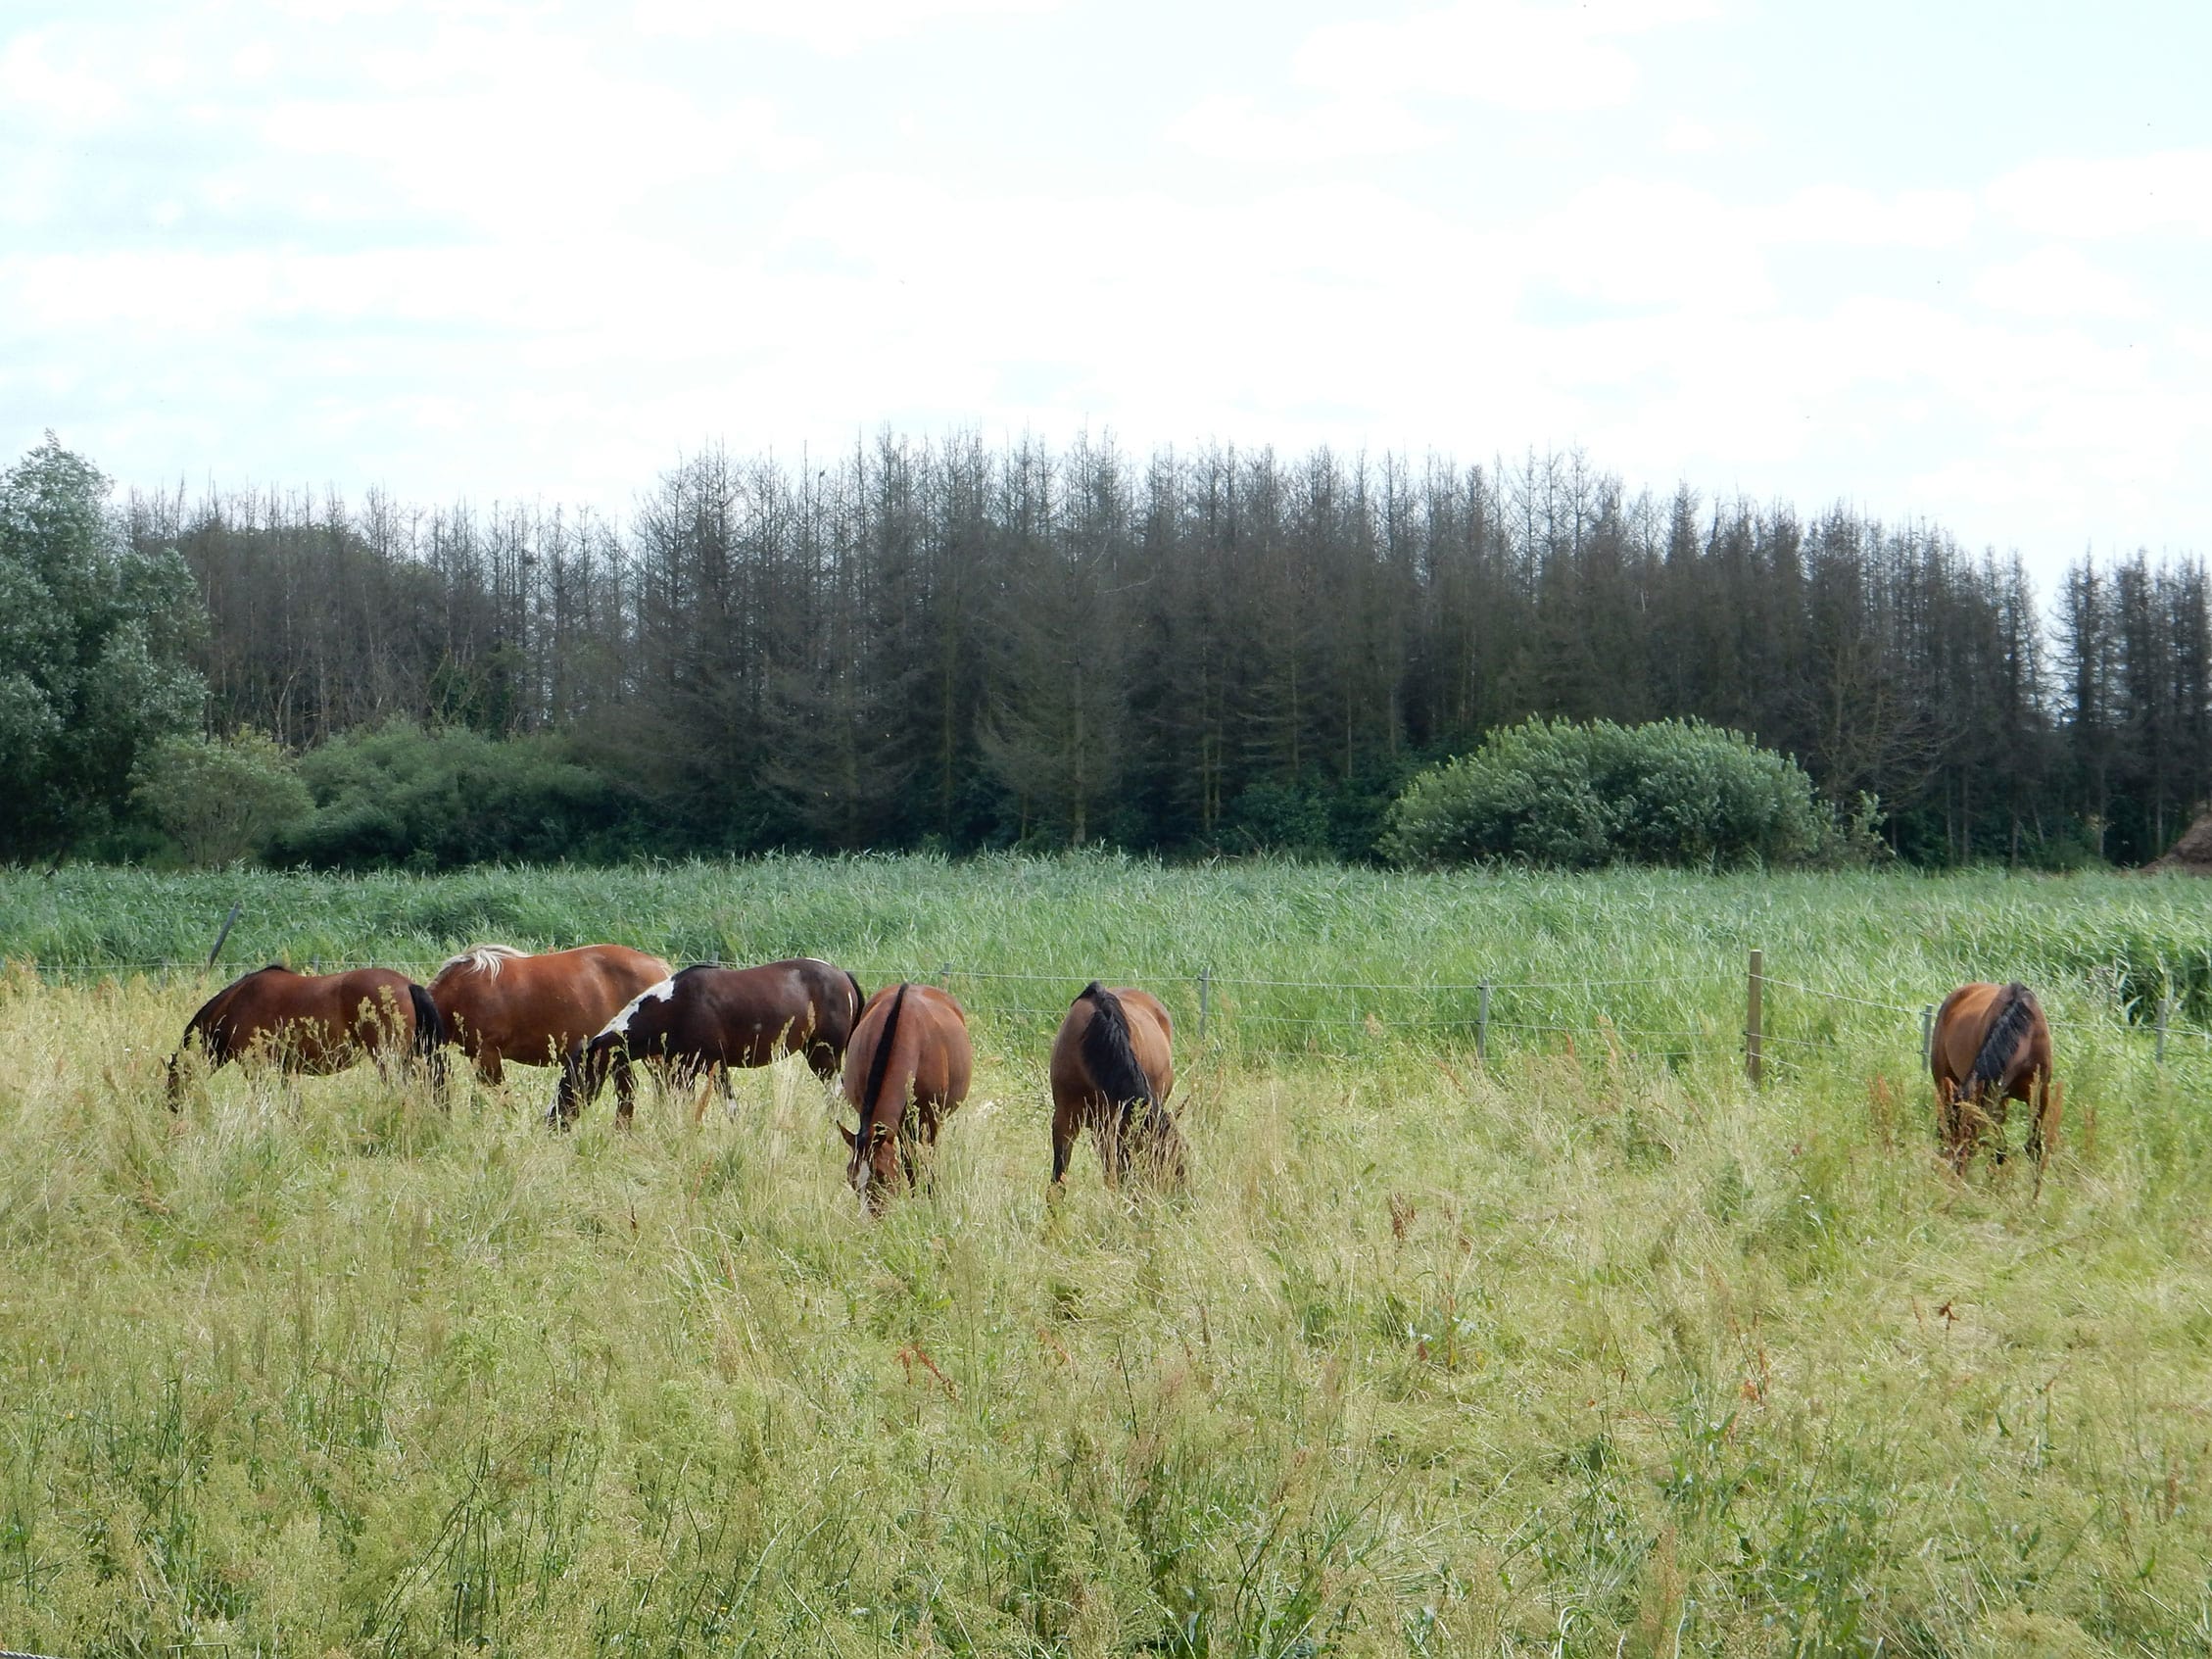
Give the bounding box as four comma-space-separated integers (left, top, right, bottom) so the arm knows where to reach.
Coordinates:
6, 431, 2208, 868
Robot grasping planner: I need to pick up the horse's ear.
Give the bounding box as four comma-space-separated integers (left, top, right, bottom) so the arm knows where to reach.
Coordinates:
839, 1123, 857, 1148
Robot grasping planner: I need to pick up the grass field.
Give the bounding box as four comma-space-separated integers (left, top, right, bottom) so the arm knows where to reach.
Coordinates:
3, 858, 2212, 1655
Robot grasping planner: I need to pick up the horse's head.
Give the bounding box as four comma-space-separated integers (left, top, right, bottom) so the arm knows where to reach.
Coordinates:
839, 1116, 899, 1213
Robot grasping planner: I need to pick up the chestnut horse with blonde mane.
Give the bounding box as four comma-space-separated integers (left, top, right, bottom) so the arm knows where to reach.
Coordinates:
1930, 980, 2058, 1172
840, 983, 972, 1213
428, 943, 673, 1084
167, 964, 443, 1105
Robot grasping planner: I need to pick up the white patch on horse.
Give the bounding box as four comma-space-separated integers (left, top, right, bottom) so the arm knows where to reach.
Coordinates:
596, 977, 676, 1040
439, 943, 526, 980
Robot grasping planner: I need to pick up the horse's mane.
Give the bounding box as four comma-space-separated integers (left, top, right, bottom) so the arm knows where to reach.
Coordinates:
438, 944, 526, 979
1964, 982, 2040, 1098
1078, 982, 1161, 1123
858, 984, 909, 1132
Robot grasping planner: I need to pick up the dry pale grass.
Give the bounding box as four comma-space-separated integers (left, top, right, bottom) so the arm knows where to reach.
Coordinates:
1, 968, 2210, 1656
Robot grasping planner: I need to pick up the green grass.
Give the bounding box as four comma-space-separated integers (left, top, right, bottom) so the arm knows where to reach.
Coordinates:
3, 859, 2212, 1654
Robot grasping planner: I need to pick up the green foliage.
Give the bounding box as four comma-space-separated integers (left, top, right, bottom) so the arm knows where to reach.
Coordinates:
131, 729, 313, 866
1381, 716, 1842, 869
266, 722, 644, 871
0, 435, 207, 855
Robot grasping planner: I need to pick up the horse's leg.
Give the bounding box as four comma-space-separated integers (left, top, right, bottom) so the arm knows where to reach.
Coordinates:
1102, 1102, 1132, 1188
476, 1048, 505, 1087
1936, 1079, 1964, 1171
1050, 1096, 1082, 1188
2027, 1070, 2056, 1162
614, 1056, 640, 1127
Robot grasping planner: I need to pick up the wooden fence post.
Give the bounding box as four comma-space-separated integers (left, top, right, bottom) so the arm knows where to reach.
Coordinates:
1746, 949, 1763, 1086
2158, 996, 2170, 1064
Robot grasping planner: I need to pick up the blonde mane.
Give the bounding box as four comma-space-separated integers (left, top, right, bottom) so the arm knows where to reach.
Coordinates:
438, 943, 528, 980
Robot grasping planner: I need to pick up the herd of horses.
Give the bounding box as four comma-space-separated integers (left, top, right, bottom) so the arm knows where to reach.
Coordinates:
165, 945, 1186, 1209
162, 943, 2061, 1205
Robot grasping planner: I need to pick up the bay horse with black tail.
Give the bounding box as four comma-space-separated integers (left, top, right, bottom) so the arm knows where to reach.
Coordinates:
553, 957, 867, 1127
1049, 982, 1185, 1189
841, 983, 973, 1213
167, 964, 444, 1106
1930, 980, 2058, 1172
428, 943, 673, 1084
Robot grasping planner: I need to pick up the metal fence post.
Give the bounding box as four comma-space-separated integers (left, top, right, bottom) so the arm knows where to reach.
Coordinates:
2158, 996, 2170, 1064
1476, 982, 1491, 1064
1746, 949, 1763, 1086
206, 900, 242, 971
938, 962, 952, 989
1197, 966, 1210, 1045
1921, 1004, 1935, 1070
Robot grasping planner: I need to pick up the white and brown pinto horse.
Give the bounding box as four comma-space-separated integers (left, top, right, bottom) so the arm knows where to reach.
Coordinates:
428, 943, 672, 1084
167, 964, 444, 1104
1930, 980, 2058, 1172
1049, 981, 1184, 1189
553, 957, 867, 1127
841, 983, 973, 1213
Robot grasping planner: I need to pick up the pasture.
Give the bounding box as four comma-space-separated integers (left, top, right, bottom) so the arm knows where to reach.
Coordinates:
2, 857, 2212, 1655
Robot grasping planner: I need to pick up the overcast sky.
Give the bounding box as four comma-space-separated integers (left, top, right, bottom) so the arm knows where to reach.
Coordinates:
3, 0, 2205, 582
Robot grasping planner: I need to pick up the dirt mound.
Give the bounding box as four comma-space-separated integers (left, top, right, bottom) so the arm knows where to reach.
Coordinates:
2147, 809, 2212, 873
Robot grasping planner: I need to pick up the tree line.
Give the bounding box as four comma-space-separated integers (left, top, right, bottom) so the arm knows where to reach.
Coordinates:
3, 430, 2202, 867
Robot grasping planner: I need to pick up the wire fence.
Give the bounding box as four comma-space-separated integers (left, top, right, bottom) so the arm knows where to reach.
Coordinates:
14, 945, 2212, 1078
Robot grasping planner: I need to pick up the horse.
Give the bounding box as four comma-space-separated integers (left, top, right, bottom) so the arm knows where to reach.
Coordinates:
1049, 981, 1185, 1189
428, 943, 673, 1084
1930, 980, 2058, 1172
167, 964, 444, 1105
840, 983, 973, 1213
553, 957, 868, 1128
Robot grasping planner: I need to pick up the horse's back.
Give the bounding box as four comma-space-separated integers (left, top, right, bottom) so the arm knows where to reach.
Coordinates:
1051, 985, 1172, 1107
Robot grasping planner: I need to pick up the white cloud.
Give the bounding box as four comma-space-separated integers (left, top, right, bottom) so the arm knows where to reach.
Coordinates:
0, 27, 130, 133
1986, 149, 2212, 239
1166, 94, 1444, 162
1973, 245, 2149, 319
1765, 184, 1974, 248
1294, 0, 1719, 111
632, 0, 1057, 52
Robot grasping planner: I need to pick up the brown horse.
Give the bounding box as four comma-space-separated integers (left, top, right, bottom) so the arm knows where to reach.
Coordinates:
1930, 980, 2058, 1171
840, 983, 973, 1212
167, 964, 444, 1105
428, 943, 673, 1084
1049, 981, 1184, 1189
553, 957, 867, 1127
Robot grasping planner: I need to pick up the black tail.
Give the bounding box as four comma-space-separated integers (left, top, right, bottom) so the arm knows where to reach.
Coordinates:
409, 983, 447, 1087
1964, 982, 2038, 1099
858, 984, 909, 1131
1079, 982, 1160, 1121
846, 971, 867, 1031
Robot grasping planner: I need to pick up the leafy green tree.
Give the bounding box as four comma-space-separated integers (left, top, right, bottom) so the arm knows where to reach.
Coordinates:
0, 435, 206, 856
131, 728, 313, 865
1380, 716, 1843, 869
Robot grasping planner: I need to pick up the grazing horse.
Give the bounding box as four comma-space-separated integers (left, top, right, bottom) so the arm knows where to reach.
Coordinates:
167, 964, 444, 1105
1049, 982, 1185, 1189
1930, 980, 2058, 1171
553, 957, 867, 1127
428, 943, 673, 1084
840, 983, 973, 1213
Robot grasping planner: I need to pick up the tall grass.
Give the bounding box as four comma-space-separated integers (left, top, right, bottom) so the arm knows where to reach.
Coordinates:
2, 862, 2212, 1652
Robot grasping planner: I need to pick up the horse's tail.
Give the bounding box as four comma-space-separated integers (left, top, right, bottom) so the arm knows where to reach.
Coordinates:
1079, 982, 1161, 1123
858, 983, 910, 1130
845, 971, 867, 1032
1964, 982, 2039, 1100
409, 982, 447, 1087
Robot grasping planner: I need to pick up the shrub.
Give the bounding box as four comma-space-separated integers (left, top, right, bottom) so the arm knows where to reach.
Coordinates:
1379, 716, 1841, 869
267, 722, 644, 870
131, 728, 313, 866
